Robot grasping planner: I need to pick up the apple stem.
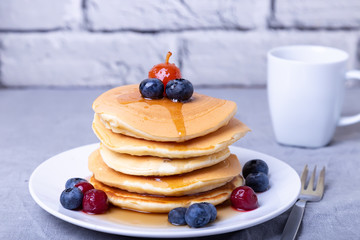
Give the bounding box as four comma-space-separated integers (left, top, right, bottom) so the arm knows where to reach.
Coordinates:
165, 51, 172, 64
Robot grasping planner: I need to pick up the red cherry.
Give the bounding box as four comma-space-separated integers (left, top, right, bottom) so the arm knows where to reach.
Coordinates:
148, 51, 181, 92
230, 186, 259, 211
75, 182, 94, 194
82, 189, 108, 214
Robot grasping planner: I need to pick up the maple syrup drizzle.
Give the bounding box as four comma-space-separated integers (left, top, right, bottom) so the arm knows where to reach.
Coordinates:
91, 87, 244, 226
115, 91, 186, 137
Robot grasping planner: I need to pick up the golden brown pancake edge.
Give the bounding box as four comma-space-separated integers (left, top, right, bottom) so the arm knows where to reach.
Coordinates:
90, 175, 243, 213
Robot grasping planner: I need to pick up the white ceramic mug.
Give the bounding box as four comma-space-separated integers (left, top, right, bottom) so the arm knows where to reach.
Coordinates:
267, 45, 360, 148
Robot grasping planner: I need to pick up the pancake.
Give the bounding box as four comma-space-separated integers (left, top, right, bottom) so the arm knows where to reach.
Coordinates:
89, 149, 242, 196
90, 175, 243, 213
93, 114, 250, 158
92, 84, 237, 142
100, 144, 231, 176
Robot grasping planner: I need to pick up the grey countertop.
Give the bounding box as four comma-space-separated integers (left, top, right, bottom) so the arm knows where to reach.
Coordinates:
1, 87, 359, 240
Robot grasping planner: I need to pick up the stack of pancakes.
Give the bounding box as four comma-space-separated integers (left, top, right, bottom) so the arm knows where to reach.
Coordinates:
89, 84, 250, 213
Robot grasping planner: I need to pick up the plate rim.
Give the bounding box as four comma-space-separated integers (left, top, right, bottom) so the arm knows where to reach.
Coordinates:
29, 143, 300, 238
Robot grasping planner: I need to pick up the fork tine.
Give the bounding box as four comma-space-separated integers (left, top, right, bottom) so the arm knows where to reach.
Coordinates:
300, 165, 308, 189
306, 165, 317, 191
315, 167, 326, 196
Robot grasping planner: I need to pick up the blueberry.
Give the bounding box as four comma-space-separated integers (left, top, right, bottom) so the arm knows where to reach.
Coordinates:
245, 172, 269, 192
139, 78, 164, 99
242, 159, 269, 179
165, 79, 193, 102
60, 187, 83, 210
185, 203, 211, 228
199, 202, 217, 222
65, 177, 87, 189
168, 207, 187, 225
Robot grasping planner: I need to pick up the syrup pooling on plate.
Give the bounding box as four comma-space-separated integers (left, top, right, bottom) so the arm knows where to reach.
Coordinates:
115, 90, 186, 137
93, 200, 238, 228
30, 142, 301, 236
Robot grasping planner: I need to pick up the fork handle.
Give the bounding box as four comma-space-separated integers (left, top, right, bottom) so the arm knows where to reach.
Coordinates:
280, 199, 307, 240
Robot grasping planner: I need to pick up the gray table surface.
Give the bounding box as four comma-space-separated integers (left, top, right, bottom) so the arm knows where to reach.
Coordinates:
1, 87, 359, 240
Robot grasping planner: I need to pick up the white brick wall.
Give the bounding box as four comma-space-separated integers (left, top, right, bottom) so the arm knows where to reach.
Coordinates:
273, 0, 360, 29
0, 33, 179, 86
0, 0, 82, 30
86, 0, 262, 31
181, 30, 359, 86
0, 0, 359, 87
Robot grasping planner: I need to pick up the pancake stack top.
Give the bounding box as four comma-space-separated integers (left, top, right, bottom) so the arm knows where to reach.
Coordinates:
89, 84, 250, 213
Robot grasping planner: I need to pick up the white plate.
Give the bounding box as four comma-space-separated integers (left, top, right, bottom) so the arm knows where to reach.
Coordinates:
29, 143, 300, 238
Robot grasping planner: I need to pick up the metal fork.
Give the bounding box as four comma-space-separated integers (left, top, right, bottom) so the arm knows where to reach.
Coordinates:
281, 165, 325, 240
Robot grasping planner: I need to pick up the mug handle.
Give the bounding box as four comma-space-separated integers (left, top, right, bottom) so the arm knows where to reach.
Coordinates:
338, 70, 360, 126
